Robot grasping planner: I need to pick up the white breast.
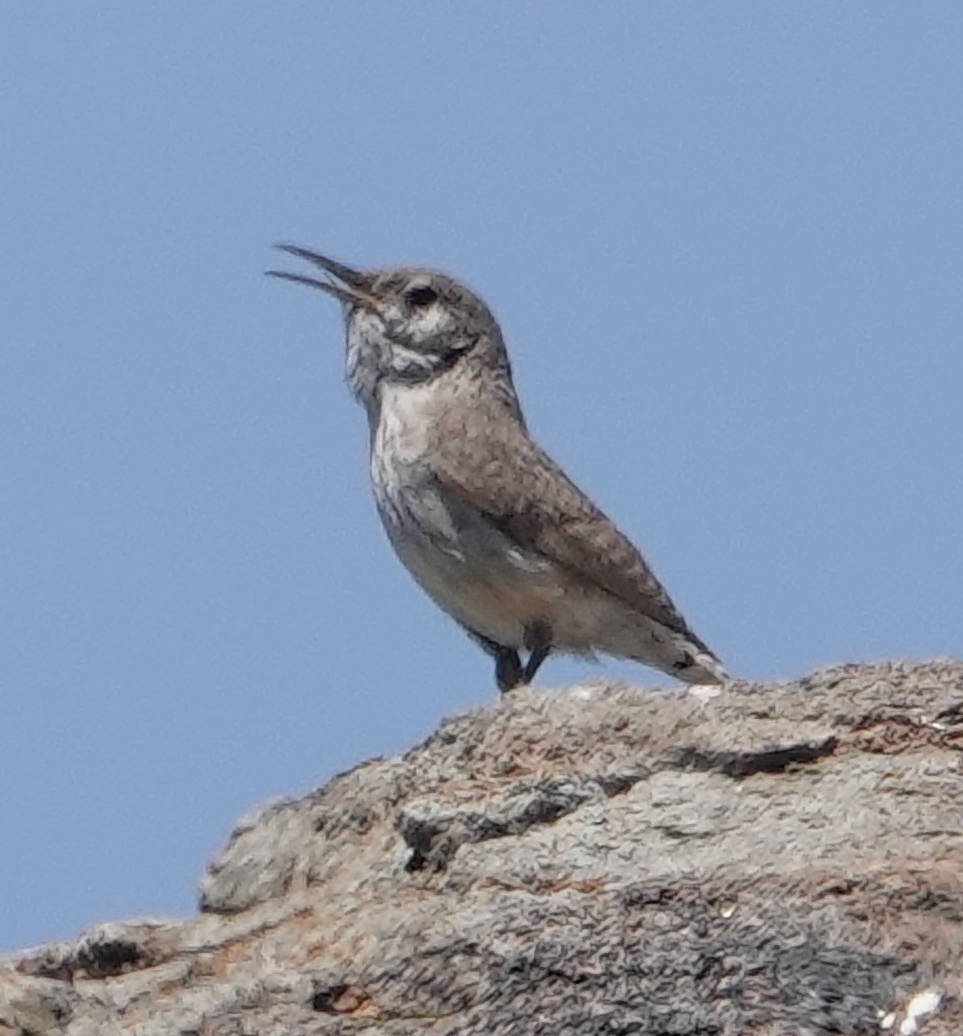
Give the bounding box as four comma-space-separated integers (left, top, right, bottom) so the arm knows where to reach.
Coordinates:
374, 379, 435, 460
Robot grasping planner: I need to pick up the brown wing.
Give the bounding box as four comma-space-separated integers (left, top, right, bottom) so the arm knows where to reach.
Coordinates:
428, 400, 715, 654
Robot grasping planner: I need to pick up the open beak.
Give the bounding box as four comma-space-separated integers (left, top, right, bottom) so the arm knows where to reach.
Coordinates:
266, 244, 375, 306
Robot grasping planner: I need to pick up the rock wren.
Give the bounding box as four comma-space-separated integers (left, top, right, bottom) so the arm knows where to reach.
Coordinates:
268, 245, 728, 692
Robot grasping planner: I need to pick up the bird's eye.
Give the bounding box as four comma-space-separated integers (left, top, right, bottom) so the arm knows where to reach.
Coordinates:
405, 284, 438, 309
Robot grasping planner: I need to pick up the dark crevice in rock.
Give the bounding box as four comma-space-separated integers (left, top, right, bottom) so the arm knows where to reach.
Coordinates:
311, 981, 350, 1012
670, 735, 837, 777
399, 769, 649, 872
595, 770, 647, 797
75, 938, 144, 978
22, 937, 148, 982
399, 776, 607, 872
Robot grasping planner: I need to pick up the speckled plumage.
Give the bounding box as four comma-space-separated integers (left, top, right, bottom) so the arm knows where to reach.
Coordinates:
269, 246, 728, 691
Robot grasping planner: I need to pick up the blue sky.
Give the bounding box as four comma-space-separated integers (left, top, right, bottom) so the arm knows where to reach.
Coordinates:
3, 4, 961, 951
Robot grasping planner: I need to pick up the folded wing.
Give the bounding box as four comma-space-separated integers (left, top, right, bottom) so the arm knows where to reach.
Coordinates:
427, 404, 718, 659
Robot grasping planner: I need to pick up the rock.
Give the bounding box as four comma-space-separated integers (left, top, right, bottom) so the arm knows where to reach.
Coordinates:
2, 659, 963, 1035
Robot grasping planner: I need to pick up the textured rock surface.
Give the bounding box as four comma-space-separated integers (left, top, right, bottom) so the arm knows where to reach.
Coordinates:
3, 659, 963, 1035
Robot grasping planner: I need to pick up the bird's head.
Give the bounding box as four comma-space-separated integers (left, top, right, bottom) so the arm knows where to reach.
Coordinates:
268, 245, 514, 412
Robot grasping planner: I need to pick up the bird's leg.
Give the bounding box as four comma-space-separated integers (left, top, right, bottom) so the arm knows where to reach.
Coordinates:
522, 620, 552, 684
494, 648, 525, 694
464, 626, 525, 693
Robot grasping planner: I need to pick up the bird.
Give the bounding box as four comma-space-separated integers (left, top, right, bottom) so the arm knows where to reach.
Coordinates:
268, 245, 728, 693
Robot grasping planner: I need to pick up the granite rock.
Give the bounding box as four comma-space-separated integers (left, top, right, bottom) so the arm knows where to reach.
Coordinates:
3, 659, 962, 1035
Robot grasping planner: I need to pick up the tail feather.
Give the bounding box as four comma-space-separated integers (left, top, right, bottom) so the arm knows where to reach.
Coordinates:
652, 630, 729, 685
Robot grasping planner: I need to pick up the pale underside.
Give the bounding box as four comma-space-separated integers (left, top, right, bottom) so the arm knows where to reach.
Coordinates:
386, 512, 722, 683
